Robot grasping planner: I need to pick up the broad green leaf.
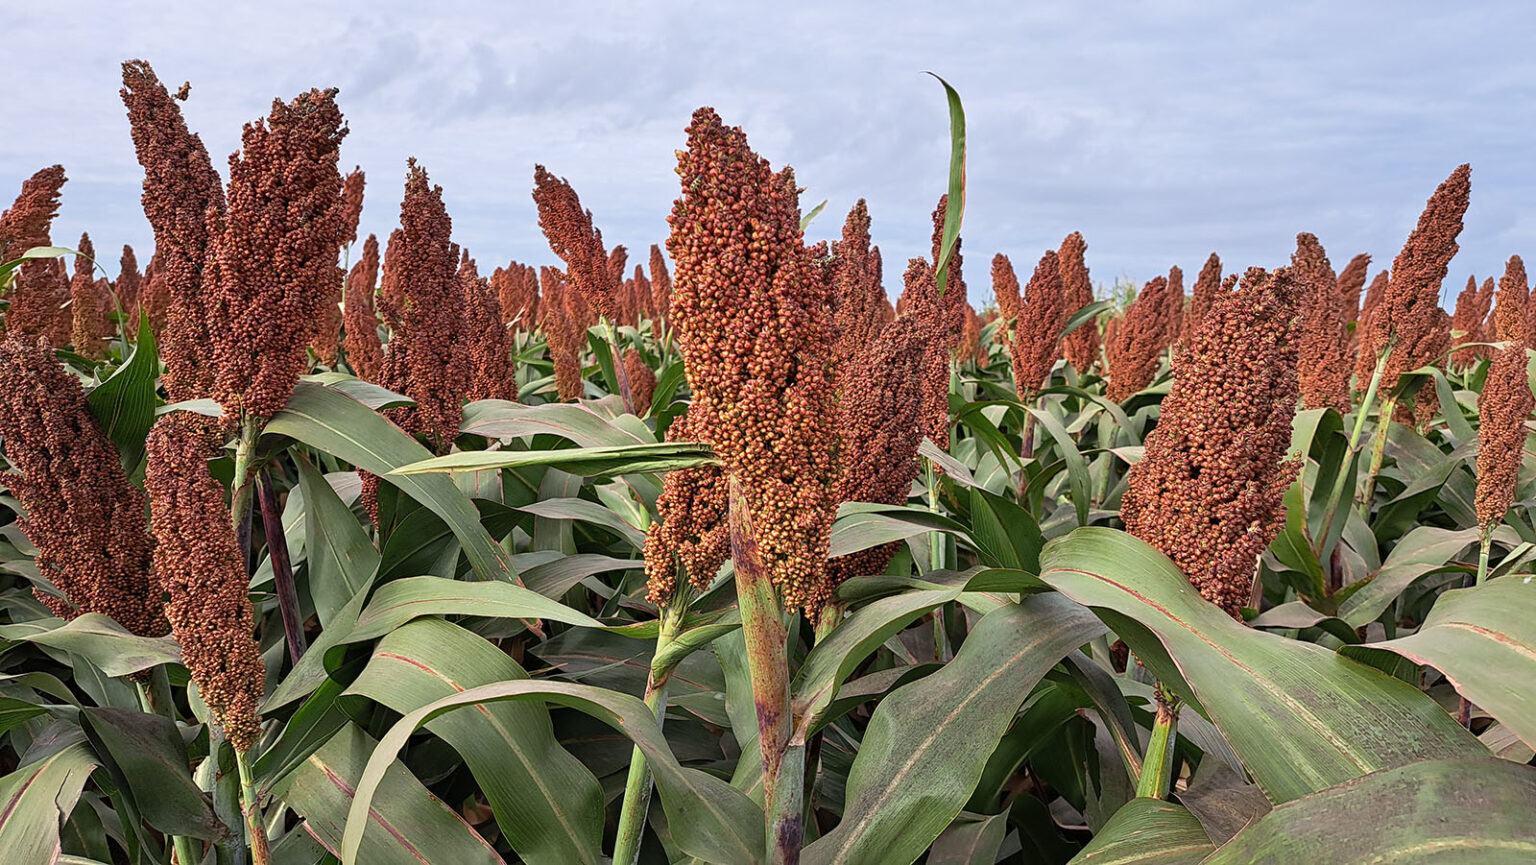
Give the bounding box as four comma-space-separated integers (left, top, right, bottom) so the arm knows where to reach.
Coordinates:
799, 198, 828, 230
346, 620, 603, 865
828, 502, 969, 559
1342, 577, 1536, 750
296, 456, 378, 625
84, 313, 158, 471
348, 576, 602, 642
300, 372, 414, 410
803, 594, 1106, 865
967, 486, 1044, 571
792, 588, 959, 736
0, 613, 180, 677
271, 723, 505, 865
390, 442, 717, 477
0, 744, 99, 865
79, 707, 227, 840
1070, 798, 1213, 864
1038, 527, 1484, 804
927, 811, 1009, 864
341, 680, 764, 865
1028, 406, 1091, 526
266, 382, 516, 582
1204, 758, 1536, 863
1338, 525, 1481, 626
518, 498, 647, 549
460, 399, 650, 446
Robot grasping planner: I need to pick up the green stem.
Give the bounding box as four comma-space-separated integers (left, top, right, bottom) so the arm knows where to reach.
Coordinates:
1135, 684, 1180, 799
1359, 394, 1398, 519
611, 601, 687, 865
136, 672, 203, 865
236, 747, 271, 865
1476, 522, 1493, 586
208, 728, 247, 865
230, 413, 261, 531
924, 459, 950, 662
728, 478, 803, 864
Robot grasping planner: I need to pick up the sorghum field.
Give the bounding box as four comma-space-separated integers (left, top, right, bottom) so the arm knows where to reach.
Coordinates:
0, 59, 1532, 865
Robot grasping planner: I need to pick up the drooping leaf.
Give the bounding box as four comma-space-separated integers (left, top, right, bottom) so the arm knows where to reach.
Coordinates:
345, 620, 603, 865
341, 681, 764, 865
1342, 576, 1536, 751
1070, 798, 1213, 864
0, 613, 180, 678
266, 382, 516, 582
1038, 527, 1484, 804
79, 707, 227, 840
0, 744, 99, 865
271, 723, 505, 865
84, 313, 159, 471
802, 594, 1106, 865
1204, 758, 1536, 863
390, 442, 717, 478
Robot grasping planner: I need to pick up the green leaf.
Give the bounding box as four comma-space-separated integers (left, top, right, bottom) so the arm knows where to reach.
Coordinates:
461, 400, 651, 446
1038, 527, 1484, 804
266, 382, 516, 583
1342, 576, 1536, 751
84, 313, 159, 471
0, 613, 180, 678
518, 498, 647, 549
926, 73, 966, 297
1061, 300, 1114, 340
799, 198, 828, 230
296, 456, 378, 625
390, 442, 717, 478
79, 707, 227, 840
1070, 798, 1213, 864
967, 486, 1044, 571
0, 744, 99, 865
347, 576, 603, 643
345, 620, 603, 865
828, 502, 970, 559
1027, 406, 1091, 526
271, 723, 505, 865
802, 594, 1106, 865
341, 680, 764, 865
1338, 525, 1480, 627
926, 811, 1009, 864
301, 372, 414, 410
1204, 758, 1536, 863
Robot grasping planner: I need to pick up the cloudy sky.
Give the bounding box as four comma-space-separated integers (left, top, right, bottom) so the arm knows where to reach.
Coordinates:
7, 1, 1533, 304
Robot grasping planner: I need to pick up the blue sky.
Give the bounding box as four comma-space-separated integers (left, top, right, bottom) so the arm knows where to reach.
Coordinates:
7, 1, 1534, 305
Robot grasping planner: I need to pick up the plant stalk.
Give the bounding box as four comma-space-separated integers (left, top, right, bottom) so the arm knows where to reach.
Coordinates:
1136, 684, 1180, 800
1459, 522, 1496, 727
611, 600, 687, 865
230, 413, 261, 531
236, 746, 271, 865
258, 468, 307, 664
924, 459, 951, 662
728, 478, 803, 864
605, 319, 635, 414
1358, 394, 1397, 518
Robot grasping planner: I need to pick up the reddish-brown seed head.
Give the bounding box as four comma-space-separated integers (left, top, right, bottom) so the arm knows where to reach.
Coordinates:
1450, 275, 1494, 367
992, 253, 1020, 356
206, 88, 348, 420
661, 107, 841, 613
1, 166, 70, 343
644, 407, 730, 604
1181, 252, 1224, 350
1013, 250, 1066, 398
649, 243, 672, 322
1058, 231, 1099, 373
120, 61, 225, 401
1293, 233, 1350, 413
1476, 283, 1534, 527
69, 233, 114, 358
0, 336, 166, 637
1335, 253, 1372, 327
533, 166, 619, 321
1121, 267, 1305, 618
116, 244, 143, 322
1500, 256, 1529, 344
145, 414, 265, 751
1165, 264, 1185, 348
623, 348, 656, 412
342, 233, 383, 381
1105, 275, 1174, 401
540, 266, 585, 401
377, 160, 469, 447
830, 199, 887, 382
340, 167, 365, 247
460, 255, 517, 402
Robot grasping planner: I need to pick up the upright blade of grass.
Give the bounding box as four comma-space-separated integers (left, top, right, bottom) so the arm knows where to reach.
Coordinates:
926, 73, 966, 297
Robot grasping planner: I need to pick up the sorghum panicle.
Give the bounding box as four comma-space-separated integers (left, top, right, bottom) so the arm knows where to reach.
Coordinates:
541, 266, 585, 402
1293, 233, 1350, 413
1450, 275, 1494, 367
533, 166, 619, 321
342, 234, 383, 381
120, 61, 225, 401
643, 407, 730, 604
825, 317, 928, 588
1013, 250, 1066, 398
117, 245, 143, 324
0, 336, 165, 636
144, 414, 264, 751
1105, 275, 1174, 401
1121, 267, 1305, 617
1165, 264, 1184, 349
207, 88, 348, 420
1181, 252, 1224, 350
623, 348, 656, 412
993, 252, 1021, 359
376, 161, 468, 446
1336, 253, 1372, 328
1, 166, 69, 342
1475, 283, 1534, 527
649, 244, 672, 323
662, 107, 841, 613
830, 199, 887, 381
69, 233, 113, 358
460, 255, 517, 402
340, 167, 364, 247
1058, 232, 1099, 373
